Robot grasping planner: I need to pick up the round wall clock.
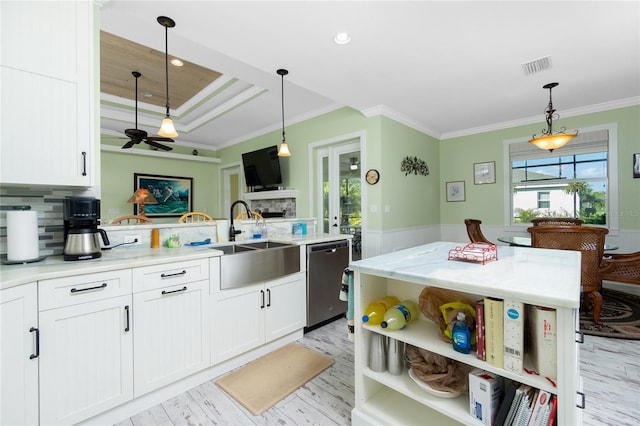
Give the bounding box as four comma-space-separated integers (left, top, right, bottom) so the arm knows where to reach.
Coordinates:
366, 169, 380, 185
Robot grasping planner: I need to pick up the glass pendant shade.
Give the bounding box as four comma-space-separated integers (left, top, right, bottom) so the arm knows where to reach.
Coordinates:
158, 116, 178, 138
278, 141, 291, 157
528, 133, 575, 151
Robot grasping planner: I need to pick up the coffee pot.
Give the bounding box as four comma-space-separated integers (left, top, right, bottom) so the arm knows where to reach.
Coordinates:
63, 197, 110, 261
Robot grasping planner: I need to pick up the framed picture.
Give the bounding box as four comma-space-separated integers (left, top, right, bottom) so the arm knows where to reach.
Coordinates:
446, 181, 465, 202
474, 161, 496, 185
133, 173, 193, 217
634, 153, 640, 178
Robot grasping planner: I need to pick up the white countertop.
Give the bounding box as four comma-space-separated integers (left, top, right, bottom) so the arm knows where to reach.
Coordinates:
0, 233, 350, 290
350, 241, 581, 309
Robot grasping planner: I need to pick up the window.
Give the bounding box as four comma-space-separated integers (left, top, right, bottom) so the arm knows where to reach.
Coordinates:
507, 128, 613, 226
537, 192, 550, 209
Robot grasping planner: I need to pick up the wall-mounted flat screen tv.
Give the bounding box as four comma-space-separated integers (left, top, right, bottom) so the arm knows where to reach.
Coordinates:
242, 145, 283, 191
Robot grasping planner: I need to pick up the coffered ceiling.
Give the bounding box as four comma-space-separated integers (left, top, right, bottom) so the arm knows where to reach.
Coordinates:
99, 1, 640, 152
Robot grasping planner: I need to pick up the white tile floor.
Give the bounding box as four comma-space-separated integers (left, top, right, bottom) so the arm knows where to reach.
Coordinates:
117, 283, 640, 426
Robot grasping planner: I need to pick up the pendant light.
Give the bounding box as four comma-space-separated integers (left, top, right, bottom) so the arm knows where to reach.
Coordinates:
528, 82, 577, 152
157, 16, 178, 138
277, 68, 291, 157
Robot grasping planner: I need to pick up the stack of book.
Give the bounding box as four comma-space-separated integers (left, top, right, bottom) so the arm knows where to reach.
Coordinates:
474, 299, 557, 381
493, 382, 557, 426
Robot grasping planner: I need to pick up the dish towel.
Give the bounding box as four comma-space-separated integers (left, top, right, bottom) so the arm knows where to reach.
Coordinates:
340, 268, 354, 341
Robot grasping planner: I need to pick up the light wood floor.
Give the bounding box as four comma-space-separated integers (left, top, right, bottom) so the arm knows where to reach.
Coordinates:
116, 286, 640, 426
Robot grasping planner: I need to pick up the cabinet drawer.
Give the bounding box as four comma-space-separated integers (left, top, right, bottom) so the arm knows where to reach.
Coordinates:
132, 259, 209, 293
39, 269, 132, 311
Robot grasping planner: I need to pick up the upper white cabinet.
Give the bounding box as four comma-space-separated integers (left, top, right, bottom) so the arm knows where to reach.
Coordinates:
0, 283, 39, 426
0, 0, 96, 187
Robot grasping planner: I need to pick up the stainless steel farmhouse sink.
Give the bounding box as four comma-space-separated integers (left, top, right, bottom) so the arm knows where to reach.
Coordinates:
215, 241, 300, 289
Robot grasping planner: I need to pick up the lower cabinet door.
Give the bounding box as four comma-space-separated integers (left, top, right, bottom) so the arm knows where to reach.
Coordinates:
1, 283, 39, 426
264, 273, 305, 341
133, 280, 210, 397
39, 295, 133, 425
211, 283, 264, 365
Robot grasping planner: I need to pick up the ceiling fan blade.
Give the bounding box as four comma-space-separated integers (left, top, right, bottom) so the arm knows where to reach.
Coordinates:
121, 140, 136, 149
147, 136, 175, 142
147, 140, 173, 151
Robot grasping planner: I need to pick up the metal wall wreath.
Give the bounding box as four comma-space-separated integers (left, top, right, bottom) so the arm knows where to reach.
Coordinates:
401, 156, 429, 176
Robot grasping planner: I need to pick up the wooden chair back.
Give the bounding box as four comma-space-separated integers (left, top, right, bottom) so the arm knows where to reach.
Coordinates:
528, 225, 608, 292
464, 218, 494, 245
235, 211, 264, 221
112, 215, 153, 224
531, 217, 584, 226
178, 212, 214, 223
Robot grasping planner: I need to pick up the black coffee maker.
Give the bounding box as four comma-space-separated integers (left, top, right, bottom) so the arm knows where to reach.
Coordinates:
63, 197, 110, 261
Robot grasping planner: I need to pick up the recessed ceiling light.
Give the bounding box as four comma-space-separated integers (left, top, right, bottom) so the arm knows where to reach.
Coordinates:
334, 32, 351, 45
141, 92, 153, 98
170, 58, 184, 66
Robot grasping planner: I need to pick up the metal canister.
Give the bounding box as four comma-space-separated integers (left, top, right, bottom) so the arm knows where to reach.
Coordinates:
368, 333, 387, 372
387, 337, 405, 375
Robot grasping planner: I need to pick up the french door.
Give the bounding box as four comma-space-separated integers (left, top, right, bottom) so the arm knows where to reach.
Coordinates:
317, 141, 362, 260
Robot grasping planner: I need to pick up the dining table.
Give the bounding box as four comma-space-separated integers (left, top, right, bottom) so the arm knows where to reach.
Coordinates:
497, 235, 618, 251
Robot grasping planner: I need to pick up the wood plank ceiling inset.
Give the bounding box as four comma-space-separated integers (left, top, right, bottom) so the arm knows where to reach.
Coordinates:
100, 31, 222, 110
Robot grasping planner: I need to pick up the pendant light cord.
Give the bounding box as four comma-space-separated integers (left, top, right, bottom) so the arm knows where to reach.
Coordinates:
164, 25, 170, 116
281, 72, 286, 142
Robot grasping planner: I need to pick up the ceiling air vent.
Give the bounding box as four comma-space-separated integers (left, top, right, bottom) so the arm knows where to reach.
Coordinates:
522, 56, 552, 75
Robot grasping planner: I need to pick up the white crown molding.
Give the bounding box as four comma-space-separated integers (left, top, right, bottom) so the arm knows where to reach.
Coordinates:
101, 144, 220, 163
360, 105, 440, 139
440, 96, 640, 140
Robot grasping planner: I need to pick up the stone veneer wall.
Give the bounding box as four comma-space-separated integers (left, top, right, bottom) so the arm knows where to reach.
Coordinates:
0, 187, 85, 257
249, 198, 296, 218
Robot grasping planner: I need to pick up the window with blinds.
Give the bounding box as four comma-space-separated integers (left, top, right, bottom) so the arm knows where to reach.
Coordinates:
508, 129, 609, 225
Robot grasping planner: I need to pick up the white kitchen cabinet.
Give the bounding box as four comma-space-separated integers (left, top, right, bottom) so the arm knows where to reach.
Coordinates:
351, 242, 582, 426
212, 272, 305, 364
0, 282, 39, 426
132, 260, 210, 397
38, 270, 133, 426
0, 0, 96, 186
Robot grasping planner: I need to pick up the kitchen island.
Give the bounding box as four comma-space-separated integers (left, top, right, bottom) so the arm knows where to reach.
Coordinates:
350, 241, 582, 426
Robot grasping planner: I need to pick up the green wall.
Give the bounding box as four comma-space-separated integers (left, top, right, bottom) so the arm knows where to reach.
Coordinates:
439, 105, 640, 229
101, 105, 639, 231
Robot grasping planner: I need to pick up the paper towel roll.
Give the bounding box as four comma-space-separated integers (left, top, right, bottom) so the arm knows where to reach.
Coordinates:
216, 220, 230, 242
7, 211, 40, 261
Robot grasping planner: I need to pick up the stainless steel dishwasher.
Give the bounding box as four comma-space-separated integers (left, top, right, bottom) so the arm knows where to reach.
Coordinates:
306, 239, 350, 329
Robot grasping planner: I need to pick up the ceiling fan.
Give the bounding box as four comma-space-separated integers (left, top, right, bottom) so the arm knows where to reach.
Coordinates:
121, 71, 174, 151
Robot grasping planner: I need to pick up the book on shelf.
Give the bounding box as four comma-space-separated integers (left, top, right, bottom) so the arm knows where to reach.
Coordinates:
502, 383, 528, 426
526, 305, 557, 381
484, 297, 504, 368
494, 380, 519, 426
503, 299, 524, 374
476, 299, 486, 361
544, 395, 558, 426
512, 385, 537, 426
528, 389, 553, 426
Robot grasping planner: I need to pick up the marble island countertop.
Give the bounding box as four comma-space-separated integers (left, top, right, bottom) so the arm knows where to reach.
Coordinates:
350, 241, 582, 309
0, 233, 351, 290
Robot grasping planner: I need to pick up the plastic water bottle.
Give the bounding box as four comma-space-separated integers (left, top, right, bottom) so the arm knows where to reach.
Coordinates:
362, 296, 400, 325
452, 312, 471, 354
380, 300, 419, 330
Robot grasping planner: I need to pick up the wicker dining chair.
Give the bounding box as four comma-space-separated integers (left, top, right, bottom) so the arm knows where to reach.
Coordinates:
531, 217, 584, 226
598, 252, 640, 285
528, 225, 609, 325
464, 218, 494, 245
112, 214, 153, 224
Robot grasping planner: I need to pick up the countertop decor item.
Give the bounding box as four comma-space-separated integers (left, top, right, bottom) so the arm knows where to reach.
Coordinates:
365, 169, 380, 185
400, 156, 429, 176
